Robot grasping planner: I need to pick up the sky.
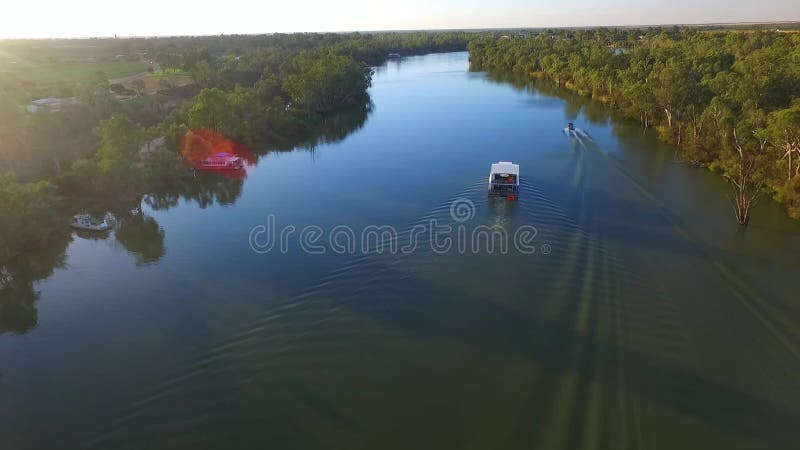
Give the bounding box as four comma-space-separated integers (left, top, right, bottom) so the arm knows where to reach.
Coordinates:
1, 0, 798, 39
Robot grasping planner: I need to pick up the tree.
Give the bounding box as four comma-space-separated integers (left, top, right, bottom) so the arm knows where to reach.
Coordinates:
192, 59, 219, 88
0, 175, 62, 263
540, 54, 568, 87
650, 58, 702, 138
95, 114, 146, 188
28, 109, 70, 175
283, 52, 372, 113
95, 70, 109, 87
254, 73, 284, 106
0, 91, 25, 174
186, 88, 239, 134
730, 47, 799, 110
622, 80, 656, 128
765, 103, 800, 219
714, 113, 769, 226
765, 102, 800, 183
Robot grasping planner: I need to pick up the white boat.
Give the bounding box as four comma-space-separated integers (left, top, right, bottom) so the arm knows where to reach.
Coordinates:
488, 161, 520, 199
564, 122, 579, 138
387, 53, 402, 59
71, 214, 113, 232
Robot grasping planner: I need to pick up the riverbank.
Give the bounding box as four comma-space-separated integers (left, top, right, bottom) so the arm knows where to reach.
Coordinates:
468, 28, 800, 224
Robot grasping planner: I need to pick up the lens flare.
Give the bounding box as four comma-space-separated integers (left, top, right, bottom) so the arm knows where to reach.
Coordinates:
180, 129, 255, 179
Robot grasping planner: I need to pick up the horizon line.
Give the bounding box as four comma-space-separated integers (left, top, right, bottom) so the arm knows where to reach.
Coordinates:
1, 20, 799, 41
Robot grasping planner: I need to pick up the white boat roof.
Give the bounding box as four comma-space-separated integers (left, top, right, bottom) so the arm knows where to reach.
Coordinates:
490, 161, 519, 176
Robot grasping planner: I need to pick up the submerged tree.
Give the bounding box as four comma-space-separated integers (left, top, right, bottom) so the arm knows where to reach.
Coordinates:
717, 124, 769, 226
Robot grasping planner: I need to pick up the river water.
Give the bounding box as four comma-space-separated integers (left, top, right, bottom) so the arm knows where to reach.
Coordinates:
1, 52, 799, 450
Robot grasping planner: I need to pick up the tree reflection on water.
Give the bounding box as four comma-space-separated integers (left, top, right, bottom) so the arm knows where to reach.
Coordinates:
0, 234, 70, 334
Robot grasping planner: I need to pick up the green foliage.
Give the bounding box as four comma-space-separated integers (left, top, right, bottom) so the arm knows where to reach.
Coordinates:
0, 175, 63, 263
0, 90, 24, 175
773, 176, 800, 220
192, 60, 220, 89
711, 111, 770, 225
764, 102, 800, 182
283, 51, 372, 113
96, 114, 146, 174
186, 88, 241, 135
58, 158, 102, 196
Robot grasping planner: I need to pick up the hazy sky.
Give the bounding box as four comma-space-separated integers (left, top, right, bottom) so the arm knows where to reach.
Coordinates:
2, 0, 798, 38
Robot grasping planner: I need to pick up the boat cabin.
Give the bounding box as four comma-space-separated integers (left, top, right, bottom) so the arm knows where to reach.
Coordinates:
488, 161, 520, 197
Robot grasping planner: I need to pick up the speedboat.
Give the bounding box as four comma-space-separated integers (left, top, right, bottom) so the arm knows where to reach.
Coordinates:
71, 214, 113, 232
201, 152, 244, 171
488, 161, 520, 200
564, 122, 578, 137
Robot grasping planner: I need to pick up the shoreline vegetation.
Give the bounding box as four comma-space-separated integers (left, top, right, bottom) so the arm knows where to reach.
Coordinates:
468, 28, 800, 225
0, 32, 471, 265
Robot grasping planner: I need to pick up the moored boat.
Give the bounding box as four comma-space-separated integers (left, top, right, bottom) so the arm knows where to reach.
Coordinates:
201, 152, 244, 171
71, 214, 113, 232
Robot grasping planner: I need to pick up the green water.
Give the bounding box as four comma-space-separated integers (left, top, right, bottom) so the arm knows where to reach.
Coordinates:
2, 52, 799, 450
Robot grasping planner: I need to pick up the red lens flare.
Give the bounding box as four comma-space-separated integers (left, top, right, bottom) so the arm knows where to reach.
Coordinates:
180, 129, 255, 179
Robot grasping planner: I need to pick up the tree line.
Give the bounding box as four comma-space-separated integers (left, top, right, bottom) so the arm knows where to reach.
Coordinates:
468, 28, 800, 225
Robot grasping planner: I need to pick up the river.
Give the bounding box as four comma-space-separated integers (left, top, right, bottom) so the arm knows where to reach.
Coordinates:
1, 51, 799, 450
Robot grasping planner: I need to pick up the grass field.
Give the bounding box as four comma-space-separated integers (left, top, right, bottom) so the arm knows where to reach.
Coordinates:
0, 60, 150, 84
